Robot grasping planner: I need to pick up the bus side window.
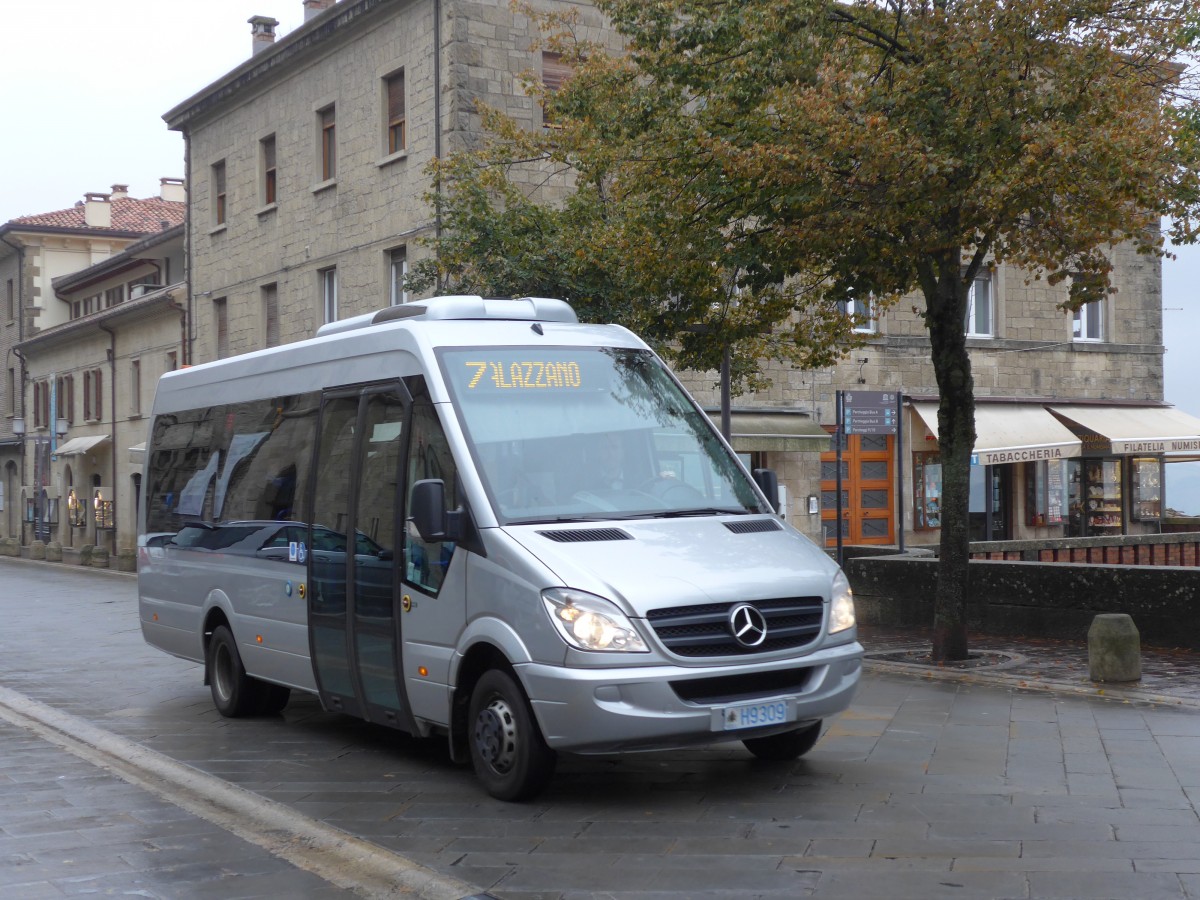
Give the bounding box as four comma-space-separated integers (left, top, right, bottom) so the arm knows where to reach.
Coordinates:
405, 398, 458, 594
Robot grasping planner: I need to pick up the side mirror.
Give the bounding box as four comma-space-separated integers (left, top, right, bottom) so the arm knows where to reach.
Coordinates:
752, 468, 780, 513
410, 478, 464, 542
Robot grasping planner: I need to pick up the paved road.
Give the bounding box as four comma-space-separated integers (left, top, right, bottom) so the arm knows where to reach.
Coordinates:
2, 559, 1200, 899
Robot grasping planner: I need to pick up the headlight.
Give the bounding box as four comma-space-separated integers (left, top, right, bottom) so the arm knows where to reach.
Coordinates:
829, 570, 856, 634
542, 588, 648, 653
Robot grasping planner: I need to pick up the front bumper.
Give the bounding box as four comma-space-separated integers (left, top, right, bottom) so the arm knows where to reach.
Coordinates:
519, 640, 863, 754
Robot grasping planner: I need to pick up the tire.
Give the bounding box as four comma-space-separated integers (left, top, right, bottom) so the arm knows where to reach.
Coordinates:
258, 684, 292, 715
207, 625, 264, 718
468, 669, 556, 801
742, 720, 823, 761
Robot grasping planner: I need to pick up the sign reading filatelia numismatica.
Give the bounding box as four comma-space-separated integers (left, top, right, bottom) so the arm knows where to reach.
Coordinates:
844, 391, 898, 435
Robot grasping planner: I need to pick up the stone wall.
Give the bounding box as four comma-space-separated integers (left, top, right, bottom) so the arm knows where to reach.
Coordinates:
845, 554, 1200, 649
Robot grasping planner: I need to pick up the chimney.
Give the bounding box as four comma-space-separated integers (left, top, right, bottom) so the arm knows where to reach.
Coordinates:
159, 177, 186, 203
304, 0, 336, 21
110, 184, 130, 200
84, 192, 112, 228
248, 15, 280, 55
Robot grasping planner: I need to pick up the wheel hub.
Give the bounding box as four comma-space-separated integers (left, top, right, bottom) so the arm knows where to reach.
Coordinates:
474, 697, 518, 773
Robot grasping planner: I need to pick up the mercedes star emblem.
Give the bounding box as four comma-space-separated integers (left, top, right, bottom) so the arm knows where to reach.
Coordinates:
728, 603, 768, 648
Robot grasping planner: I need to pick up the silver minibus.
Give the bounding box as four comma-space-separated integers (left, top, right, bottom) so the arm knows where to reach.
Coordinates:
138, 296, 862, 800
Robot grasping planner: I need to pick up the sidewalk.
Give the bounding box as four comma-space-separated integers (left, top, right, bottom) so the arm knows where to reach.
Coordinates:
860, 622, 1200, 708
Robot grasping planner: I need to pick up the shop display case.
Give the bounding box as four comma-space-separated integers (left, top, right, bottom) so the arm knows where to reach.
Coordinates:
1130, 457, 1162, 522
1084, 459, 1122, 532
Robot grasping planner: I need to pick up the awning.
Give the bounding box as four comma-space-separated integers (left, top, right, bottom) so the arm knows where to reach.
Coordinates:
129, 441, 146, 464
1049, 406, 1200, 455
912, 403, 1082, 465
706, 410, 830, 452
53, 434, 110, 456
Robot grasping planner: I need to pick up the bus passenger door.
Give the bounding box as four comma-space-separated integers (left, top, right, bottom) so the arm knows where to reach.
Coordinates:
308, 385, 416, 732
398, 390, 468, 727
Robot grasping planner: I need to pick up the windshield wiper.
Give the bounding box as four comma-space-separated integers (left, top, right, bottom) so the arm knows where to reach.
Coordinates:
653, 507, 754, 518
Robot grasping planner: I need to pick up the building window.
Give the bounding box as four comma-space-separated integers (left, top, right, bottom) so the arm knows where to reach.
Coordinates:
104, 285, 125, 308
214, 297, 229, 359
1073, 301, 1103, 342
33, 380, 50, 428
262, 283, 279, 348
130, 359, 141, 417
6, 278, 12, 321
386, 71, 406, 154
72, 301, 81, 319
320, 267, 338, 323
839, 293, 877, 334
212, 160, 227, 226
541, 51, 572, 126
83, 369, 102, 422
389, 247, 408, 306
319, 105, 336, 181
56, 375, 74, 425
7, 368, 15, 415
166, 350, 178, 372
261, 134, 277, 205
964, 271, 992, 337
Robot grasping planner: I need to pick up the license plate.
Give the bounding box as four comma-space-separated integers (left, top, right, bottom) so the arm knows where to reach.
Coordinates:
721, 699, 791, 731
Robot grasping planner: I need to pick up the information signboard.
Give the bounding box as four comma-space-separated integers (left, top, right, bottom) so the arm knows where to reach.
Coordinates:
843, 390, 899, 435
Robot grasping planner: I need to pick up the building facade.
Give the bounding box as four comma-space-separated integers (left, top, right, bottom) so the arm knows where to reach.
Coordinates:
0, 183, 185, 544
166, 0, 1190, 553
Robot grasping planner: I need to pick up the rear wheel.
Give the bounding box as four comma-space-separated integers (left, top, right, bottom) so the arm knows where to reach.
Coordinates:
258, 684, 292, 715
742, 720, 823, 761
468, 669, 556, 801
207, 625, 264, 717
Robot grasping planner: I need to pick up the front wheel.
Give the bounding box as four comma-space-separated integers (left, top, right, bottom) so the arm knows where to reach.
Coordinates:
207, 625, 263, 717
468, 669, 556, 801
742, 720, 823, 761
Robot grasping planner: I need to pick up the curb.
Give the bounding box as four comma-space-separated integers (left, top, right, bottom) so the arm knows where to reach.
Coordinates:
0, 685, 495, 900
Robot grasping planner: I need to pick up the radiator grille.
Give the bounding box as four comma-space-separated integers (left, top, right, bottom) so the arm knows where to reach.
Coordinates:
645, 596, 824, 657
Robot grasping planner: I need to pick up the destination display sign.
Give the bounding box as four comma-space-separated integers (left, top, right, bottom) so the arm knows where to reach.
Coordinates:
843, 390, 898, 435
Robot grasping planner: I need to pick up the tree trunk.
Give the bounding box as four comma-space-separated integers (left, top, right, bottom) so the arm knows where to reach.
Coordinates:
923, 253, 976, 662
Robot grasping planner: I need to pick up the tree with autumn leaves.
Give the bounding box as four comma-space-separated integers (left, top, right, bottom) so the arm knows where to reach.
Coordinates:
412, 0, 1200, 660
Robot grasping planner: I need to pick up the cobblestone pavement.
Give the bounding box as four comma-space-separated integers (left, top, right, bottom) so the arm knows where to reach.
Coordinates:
859, 623, 1200, 708
3, 559, 1200, 899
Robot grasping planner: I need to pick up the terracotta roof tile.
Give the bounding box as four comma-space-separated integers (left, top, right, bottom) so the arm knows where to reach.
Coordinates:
12, 195, 184, 233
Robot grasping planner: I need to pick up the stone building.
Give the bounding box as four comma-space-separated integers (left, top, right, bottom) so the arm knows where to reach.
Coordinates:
0, 182, 185, 543
16, 225, 185, 553
165, 0, 1195, 552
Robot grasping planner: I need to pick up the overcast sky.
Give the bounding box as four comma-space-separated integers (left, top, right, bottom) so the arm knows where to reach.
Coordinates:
5, 0, 1200, 509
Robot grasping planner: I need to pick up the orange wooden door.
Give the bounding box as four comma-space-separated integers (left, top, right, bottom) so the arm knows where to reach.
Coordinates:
821, 434, 894, 546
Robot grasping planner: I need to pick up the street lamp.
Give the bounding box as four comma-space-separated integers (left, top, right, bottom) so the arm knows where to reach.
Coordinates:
55, 418, 68, 440
11, 416, 25, 436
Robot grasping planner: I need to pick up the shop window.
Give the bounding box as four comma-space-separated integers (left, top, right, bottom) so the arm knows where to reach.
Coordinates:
913, 451, 942, 529
1025, 460, 1067, 527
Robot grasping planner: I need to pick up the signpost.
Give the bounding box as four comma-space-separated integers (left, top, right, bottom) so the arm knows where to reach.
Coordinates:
835, 390, 905, 564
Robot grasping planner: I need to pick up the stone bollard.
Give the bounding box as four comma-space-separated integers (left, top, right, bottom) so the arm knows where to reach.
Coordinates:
116, 547, 137, 572
29, 540, 46, 561
45, 540, 63, 562
90, 546, 110, 569
0, 537, 16, 557
1088, 613, 1141, 682
78, 544, 94, 567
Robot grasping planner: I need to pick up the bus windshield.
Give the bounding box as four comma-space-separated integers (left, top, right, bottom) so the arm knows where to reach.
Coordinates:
439, 347, 764, 524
